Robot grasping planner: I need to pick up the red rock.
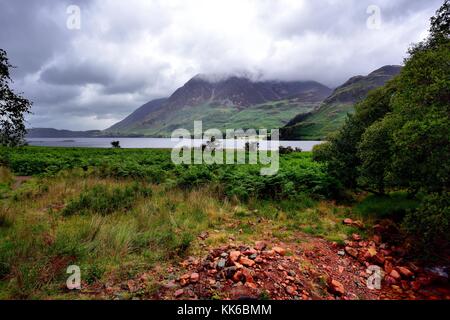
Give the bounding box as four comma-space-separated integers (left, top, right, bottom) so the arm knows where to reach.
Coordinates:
338, 266, 345, 274
273, 246, 286, 256
245, 282, 258, 289
285, 286, 296, 295
352, 234, 362, 241
174, 289, 184, 298
397, 266, 414, 278
179, 273, 191, 286
232, 270, 243, 282
343, 218, 354, 225
243, 248, 257, 256
229, 250, 241, 262
411, 281, 421, 291
190, 272, 200, 283
327, 279, 345, 296
239, 256, 256, 267
372, 253, 385, 265
255, 257, 264, 264
372, 234, 382, 244
345, 246, 359, 258
255, 241, 267, 251
392, 285, 403, 294
241, 268, 254, 284
384, 261, 394, 274
400, 280, 410, 290
384, 275, 397, 285
390, 270, 401, 280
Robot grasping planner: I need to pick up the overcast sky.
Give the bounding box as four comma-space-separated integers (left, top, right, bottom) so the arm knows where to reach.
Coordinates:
0, 0, 443, 130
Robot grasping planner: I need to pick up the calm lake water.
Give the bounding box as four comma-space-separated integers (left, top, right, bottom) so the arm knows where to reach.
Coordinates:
26, 138, 323, 151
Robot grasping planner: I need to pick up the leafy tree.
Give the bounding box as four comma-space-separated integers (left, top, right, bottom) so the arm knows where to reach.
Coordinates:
357, 116, 396, 195
314, 84, 395, 190
0, 49, 32, 146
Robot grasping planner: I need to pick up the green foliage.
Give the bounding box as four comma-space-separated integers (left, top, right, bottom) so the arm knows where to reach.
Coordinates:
403, 192, 450, 256
355, 192, 420, 220
62, 183, 152, 216
357, 116, 396, 194
0, 49, 33, 146
1, 147, 337, 202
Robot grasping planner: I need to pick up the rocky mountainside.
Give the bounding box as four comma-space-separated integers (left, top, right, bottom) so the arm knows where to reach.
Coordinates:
281, 65, 403, 140
104, 75, 332, 137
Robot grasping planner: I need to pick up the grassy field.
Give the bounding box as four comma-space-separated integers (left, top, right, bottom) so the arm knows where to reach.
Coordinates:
0, 147, 418, 299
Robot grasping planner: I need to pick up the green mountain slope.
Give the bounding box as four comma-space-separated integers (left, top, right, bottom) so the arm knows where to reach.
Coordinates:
281, 65, 403, 140
105, 75, 331, 137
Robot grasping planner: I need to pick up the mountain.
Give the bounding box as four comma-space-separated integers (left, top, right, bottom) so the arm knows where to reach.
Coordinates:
26, 128, 103, 138
105, 75, 332, 137
107, 98, 168, 132
280, 65, 403, 140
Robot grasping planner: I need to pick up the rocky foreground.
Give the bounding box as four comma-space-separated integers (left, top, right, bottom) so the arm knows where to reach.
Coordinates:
91, 219, 449, 300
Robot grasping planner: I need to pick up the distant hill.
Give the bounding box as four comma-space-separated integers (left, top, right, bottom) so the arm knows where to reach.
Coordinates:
26, 128, 103, 138
104, 75, 332, 137
280, 65, 403, 140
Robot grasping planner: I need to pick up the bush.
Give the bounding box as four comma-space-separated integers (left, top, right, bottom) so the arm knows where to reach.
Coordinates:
402, 192, 450, 256
62, 183, 152, 216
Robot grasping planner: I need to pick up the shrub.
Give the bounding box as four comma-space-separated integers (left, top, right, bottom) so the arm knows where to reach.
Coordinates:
62, 183, 152, 216
402, 192, 450, 256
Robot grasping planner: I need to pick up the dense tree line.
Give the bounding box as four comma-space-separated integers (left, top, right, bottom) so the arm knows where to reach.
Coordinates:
313, 1, 450, 254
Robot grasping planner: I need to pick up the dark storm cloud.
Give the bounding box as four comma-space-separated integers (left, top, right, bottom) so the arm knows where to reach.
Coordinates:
0, 0, 444, 130
40, 61, 113, 86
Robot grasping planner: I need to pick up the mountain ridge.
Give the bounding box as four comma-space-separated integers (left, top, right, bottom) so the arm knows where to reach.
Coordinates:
280, 65, 403, 140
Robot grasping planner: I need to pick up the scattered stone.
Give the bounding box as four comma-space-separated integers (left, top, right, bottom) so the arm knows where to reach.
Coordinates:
372, 235, 382, 244
372, 253, 385, 265
239, 256, 256, 267
352, 234, 362, 241
285, 286, 296, 295
190, 273, 200, 283
384, 275, 397, 285
243, 248, 257, 256
273, 246, 286, 256
198, 231, 209, 240
255, 241, 267, 251
217, 259, 226, 269
174, 289, 184, 298
345, 246, 358, 258
179, 274, 190, 286
397, 266, 414, 278
384, 261, 394, 274
328, 278, 345, 296
337, 250, 345, 256
389, 270, 401, 281
229, 250, 241, 262
343, 218, 354, 225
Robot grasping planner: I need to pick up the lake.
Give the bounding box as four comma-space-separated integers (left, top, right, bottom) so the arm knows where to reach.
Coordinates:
26, 138, 323, 151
